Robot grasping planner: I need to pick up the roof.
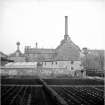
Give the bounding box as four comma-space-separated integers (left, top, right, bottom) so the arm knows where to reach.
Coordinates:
1, 57, 14, 62
9, 50, 25, 57
4, 62, 37, 68
24, 35, 81, 61
25, 48, 55, 54
88, 49, 104, 55
0, 51, 8, 58
55, 35, 80, 61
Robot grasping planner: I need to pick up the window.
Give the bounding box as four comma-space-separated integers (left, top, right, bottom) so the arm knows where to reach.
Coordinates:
27, 53, 29, 56
71, 67, 74, 70
52, 62, 53, 64
71, 60, 74, 64
80, 64, 82, 66
56, 62, 57, 64
45, 62, 46, 65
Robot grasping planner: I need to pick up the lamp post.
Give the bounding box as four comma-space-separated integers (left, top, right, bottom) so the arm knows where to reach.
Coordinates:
83, 48, 88, 77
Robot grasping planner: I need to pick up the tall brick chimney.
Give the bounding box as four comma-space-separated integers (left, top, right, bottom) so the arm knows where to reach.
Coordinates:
64, 16, 69, 40
65, 16, 68, 35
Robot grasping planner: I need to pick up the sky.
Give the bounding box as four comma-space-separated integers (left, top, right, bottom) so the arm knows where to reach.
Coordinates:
0, 0, 105, 54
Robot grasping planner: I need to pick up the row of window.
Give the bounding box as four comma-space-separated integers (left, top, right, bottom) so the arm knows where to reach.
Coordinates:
37, 63, 74, 70
39, 61, 74, 65
39, 62, 58, 65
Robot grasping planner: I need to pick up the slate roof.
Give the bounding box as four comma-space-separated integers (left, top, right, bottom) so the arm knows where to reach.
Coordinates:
0, 51, 8, 58
4, 62, 37, 68
25, 35, 81, 61
9, 50, 25, 57
25, 48, 55, 54
55, 36, 81, 61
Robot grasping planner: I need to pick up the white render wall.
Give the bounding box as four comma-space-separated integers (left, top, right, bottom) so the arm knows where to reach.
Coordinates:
1, 60, 84, 77
42, 60, 82, 71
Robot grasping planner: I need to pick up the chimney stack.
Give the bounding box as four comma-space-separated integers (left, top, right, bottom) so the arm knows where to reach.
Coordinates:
65, 16, 68, 35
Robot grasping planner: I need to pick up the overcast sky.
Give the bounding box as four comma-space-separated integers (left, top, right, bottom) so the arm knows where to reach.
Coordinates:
0, 0, 105, 54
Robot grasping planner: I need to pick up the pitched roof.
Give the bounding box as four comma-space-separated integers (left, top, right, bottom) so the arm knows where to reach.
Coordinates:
88, 49, 104, 55
55, 36, 80, 60
25, 48, 55, 54
0, 51, 8, 58
4, 62, 37, 68
9, 50, 25, 57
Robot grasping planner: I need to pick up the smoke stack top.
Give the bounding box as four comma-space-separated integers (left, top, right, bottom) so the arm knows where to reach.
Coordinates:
65, 16, 68, 35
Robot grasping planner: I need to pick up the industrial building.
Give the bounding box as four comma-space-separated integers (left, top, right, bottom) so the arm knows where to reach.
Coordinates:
3, 16, 84, 77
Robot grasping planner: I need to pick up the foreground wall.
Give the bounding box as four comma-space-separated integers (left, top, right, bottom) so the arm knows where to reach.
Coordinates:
41, 60, 82, 71
1, 60, 84, 77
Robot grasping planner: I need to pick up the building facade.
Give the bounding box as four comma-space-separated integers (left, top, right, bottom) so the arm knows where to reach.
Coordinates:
5, 16, 84, 77
8, 42, 25, 62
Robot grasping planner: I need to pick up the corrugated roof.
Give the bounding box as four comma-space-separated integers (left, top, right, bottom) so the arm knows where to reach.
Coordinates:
5, 62, 37, 68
